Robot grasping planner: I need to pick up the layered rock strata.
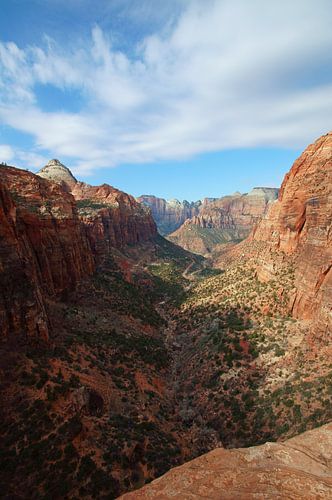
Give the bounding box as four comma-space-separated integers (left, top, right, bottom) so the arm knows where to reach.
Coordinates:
0, 167, 94, 341
137, 195, 202, 235
169, 188, 278, 254
0, 163, 157, 342
73, 183, 157, 258
252, 132, 332, 333
120, 422, 332, 499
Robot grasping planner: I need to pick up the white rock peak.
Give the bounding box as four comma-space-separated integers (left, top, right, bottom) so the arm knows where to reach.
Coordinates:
37, 159, 77, 187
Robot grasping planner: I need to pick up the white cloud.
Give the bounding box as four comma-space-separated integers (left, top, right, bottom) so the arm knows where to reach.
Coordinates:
0, 143, 49, 169
0, 144, 14, 162
0, 0, 331, 173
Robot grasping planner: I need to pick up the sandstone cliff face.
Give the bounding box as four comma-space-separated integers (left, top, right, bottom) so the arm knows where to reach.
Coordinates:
120, 422, 332, 499
169, 188, 278, 255
0, 167, 94, 342
73, 183, 157, 257
191, 188, 278, 231
252, 133, 332, 333
37, 161, 157, 254
137, 195, 201, 235
0, 163, 157, 342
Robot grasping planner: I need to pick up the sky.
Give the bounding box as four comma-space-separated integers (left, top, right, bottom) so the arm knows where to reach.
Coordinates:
0, 0, 331, 200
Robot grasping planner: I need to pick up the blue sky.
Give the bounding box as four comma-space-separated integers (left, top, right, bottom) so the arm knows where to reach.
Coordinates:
0, 0, 331, 200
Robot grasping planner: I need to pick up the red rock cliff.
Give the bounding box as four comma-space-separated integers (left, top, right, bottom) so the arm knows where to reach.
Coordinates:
39, 160, 157, 251
0, 167, 94, 342
253, 132, 332, 332
0, 163, 157, 342
72, 182, 157, 259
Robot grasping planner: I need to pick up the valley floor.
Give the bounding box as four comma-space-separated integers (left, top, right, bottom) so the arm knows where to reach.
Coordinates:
1, 236, 331, 499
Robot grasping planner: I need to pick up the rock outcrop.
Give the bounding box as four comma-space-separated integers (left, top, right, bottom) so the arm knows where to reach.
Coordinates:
169, 188, 278, 255
72, 183, 157, 257
0, 166, 94, 342
38, 161, 158, 254
137, 195, 201, 235
120, 422, 332, 499
0, 162, 157, 342
37, 159, 77, 190
194, 188, 279, 231
252, 132, 332, 334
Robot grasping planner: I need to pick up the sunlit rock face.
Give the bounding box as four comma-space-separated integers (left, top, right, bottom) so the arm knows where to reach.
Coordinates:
37, 159, 78, 190
168, 188, 278, 255
252, 132, 332, 333
137, 195, 202, 235
71, 182, 158, 256
120, 422, 332, 500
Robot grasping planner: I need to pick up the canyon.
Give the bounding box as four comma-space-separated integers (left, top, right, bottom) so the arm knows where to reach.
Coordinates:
0, 132, 331, 499
138, 188, 279, 256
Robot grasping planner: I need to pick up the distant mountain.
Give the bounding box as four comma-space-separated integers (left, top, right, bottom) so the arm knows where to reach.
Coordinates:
137, 195, 202, 235
168, 187, 279, 255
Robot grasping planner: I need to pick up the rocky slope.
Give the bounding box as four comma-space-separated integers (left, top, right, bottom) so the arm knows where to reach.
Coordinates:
120, 422, 332, 499
0, 161, 208, 498
137, 195, 202, 235
169, 188, 278, 255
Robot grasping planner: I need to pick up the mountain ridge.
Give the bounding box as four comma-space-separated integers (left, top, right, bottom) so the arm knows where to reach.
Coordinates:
169, 187, 279, 255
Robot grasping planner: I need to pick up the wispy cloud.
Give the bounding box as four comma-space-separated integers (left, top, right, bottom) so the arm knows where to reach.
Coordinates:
0, 144, 14, 162
0, 0, 331, 173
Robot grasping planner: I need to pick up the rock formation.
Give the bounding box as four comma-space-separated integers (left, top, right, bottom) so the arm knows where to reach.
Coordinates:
38, 161, 157, 254
72, 183, 157, 257
0, 162, 157, 342
0, 166, 94, 342
251, 132, 332, 334
120, 422, 332, 499
37, 158, 77, 190
169, 188, 278, 255
137, 195, 201, 235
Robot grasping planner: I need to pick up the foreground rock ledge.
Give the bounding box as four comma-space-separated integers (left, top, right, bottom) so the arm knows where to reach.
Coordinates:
119, 423, 332, 499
